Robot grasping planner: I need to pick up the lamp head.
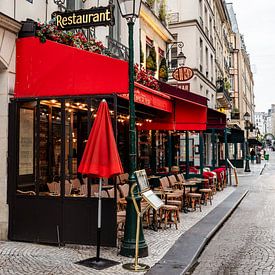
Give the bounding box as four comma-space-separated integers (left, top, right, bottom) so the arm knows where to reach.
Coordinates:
177, 51, 186, 67
117, 0, 142, 22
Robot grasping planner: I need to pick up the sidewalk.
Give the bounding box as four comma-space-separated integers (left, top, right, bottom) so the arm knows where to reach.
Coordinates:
0, 162, 266, 275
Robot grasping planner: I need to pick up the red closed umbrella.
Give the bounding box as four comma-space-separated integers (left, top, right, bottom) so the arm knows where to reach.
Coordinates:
78, 100, 123, 178
78, 99, 123, 269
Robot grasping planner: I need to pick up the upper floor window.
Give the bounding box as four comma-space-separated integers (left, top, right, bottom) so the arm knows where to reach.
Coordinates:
67, 0, 83, 10
26, 0, 33, 3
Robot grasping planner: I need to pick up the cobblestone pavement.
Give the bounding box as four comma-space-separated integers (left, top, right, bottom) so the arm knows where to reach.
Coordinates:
0, 185, 236, 274
192, 153, 275, 275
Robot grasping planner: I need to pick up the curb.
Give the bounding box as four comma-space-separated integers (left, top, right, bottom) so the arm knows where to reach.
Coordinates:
183, 189, 248, 274
146, 189, 248, 275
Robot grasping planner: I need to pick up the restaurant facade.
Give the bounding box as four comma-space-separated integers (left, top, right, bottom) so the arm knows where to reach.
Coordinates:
6, 34, 238, 247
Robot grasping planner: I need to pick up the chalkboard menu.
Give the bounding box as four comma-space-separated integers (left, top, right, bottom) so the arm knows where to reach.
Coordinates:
19, 108, 34, 175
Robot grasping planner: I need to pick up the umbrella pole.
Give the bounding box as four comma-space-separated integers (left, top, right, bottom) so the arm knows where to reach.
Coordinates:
96, 177, 102, 261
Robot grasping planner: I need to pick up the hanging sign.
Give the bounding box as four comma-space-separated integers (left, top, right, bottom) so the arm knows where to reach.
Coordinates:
172, 66, 194, 82
52, 5, 115, 30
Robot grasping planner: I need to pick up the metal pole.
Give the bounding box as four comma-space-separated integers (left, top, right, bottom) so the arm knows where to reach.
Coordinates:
244, 121, 251, 172
224, 128, 229, 185
120, 20, 148, 257
96, 178, 102, 261
211, 129, 216, 169
199, 131, 204, 175
186, 131, 189, 178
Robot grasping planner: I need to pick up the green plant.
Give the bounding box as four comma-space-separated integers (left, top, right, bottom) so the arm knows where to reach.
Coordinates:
159, 0, 166, 22
36, 21, 106, 54
158, 57, 168, 82
224, 79, 231, 91
232, 107, 239, 113
146, 47, 157, 72
146, 0, 155, 8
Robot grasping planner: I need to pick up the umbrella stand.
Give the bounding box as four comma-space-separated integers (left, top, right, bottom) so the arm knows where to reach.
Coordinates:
76, 178, 120, 270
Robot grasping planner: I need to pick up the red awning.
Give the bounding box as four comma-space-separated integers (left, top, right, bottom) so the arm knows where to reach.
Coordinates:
139, 95, 207, 131
118, 82, 172, 113
14, 37, 129, 98
207, 108, 226, 129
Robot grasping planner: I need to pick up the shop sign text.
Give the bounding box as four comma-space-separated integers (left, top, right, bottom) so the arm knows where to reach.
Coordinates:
52, 5, 115, 30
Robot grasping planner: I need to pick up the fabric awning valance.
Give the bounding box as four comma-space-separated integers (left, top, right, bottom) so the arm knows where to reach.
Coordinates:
139, 95, 207, 131
207, 108, 226, 129
14, 37, 129, 98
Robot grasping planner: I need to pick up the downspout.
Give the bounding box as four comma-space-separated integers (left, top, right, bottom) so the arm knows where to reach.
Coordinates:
14, 0, 16, 19
45, 0, 48, 22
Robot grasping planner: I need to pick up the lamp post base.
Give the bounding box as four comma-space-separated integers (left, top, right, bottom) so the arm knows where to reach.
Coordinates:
244, 159, 251, 172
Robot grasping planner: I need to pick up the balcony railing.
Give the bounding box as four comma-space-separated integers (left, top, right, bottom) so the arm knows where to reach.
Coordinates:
106, 36, 129, 61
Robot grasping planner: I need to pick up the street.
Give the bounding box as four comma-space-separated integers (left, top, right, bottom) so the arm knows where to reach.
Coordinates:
191, 152, 275, 274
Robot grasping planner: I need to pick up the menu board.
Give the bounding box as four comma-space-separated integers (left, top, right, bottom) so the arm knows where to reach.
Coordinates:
142, 190, 164, 210
19, 108, 34, 175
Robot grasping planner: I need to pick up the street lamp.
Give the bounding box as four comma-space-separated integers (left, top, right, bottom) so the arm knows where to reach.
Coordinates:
166, 41, 186, 68
117, 0, 148, 258
244, 112, 251, 172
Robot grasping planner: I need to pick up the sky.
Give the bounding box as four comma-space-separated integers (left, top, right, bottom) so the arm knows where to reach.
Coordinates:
227, 0, 275, 112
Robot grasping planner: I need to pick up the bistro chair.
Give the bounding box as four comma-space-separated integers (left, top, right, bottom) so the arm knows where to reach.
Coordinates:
117, 183, 129, 210
65, 180, 73, 196
118, 173, 129, 185
158, 204, 179, 230
71, 178, 81, 190
168, 175, 184, 189
186, 192, 202, 212
47, 181, 59, 194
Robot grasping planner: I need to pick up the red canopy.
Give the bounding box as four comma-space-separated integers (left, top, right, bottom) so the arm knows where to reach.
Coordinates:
139, 96, 207, 131
14, 37, 129, 98
78, 100, 123, 178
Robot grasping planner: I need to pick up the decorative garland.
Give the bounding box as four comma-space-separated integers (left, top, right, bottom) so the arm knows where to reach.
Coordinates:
36, 22, 106, 54
134, 64, 160, 91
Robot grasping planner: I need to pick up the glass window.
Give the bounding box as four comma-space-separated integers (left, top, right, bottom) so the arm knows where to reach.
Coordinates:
39, 100, 62, 197
67, 0, 83, 10
17, 102, 36, 196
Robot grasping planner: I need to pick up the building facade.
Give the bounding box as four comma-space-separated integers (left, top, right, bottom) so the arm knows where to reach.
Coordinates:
226, 2, 255, 135
167, 0, 216, 109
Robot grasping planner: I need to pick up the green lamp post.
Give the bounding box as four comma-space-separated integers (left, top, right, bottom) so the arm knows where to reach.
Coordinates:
244, 112, 251, 172
117, 0, 148, 257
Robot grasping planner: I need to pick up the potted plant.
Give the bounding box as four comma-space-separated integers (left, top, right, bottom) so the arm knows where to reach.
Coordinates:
158, 57, 168, 82
159, 0, 167, 23
146, 0, 155, 9
146, 47, 157, 75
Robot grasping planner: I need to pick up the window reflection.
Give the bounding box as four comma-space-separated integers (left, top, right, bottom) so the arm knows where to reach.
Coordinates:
17, 102, 36, 196
39, 100, 62, 196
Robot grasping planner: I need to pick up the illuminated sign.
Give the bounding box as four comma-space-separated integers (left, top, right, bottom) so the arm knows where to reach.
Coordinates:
172, 66, 194, 82
52, 5, 115, 30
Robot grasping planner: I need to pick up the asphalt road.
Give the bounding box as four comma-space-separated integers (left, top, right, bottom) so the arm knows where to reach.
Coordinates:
191, 152, 275, 274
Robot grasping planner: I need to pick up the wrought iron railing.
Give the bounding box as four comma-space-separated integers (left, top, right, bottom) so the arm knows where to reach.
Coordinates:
106, 36, 129, 61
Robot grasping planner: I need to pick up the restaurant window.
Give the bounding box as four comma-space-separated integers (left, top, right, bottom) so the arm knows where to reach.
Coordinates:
64, 99, 89, 197
138, 130, 152, 171
17, 102, 36, 196
156, 131, 168, 172
39, 100, 62, 197
171, 33, 178, 68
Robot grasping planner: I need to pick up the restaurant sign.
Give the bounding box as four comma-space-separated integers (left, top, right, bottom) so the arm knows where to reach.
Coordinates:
172, 66, 194, 82
52, 5, 115, 30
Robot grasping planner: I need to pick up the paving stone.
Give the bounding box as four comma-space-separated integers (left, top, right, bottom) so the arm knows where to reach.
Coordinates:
0, 183, 236, 274
192, 155, 275, 275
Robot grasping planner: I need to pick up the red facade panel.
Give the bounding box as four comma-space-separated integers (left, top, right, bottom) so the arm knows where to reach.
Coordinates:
14, 37, 129, 98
